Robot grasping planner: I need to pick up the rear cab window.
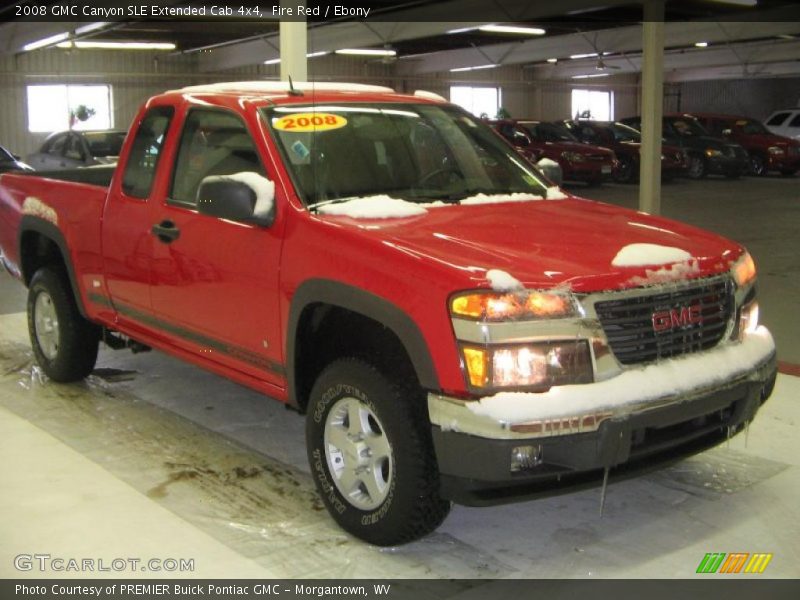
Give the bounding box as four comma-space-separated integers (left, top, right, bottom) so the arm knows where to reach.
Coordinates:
121, 106, 174, 199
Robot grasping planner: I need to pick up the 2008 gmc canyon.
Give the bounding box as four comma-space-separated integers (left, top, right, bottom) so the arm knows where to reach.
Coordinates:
0, 82, 777, 546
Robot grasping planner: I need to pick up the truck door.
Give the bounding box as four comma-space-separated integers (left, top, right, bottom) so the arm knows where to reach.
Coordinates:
102, 105, 174, 323
148, 107, 285, 389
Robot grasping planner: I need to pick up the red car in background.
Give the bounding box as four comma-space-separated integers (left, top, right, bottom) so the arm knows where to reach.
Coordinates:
688, 113, 800, 176
564, 120, 688, 183
492, 119, 616, 185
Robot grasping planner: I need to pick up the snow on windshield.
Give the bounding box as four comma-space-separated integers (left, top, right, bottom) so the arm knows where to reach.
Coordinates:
317, 195, 427, 219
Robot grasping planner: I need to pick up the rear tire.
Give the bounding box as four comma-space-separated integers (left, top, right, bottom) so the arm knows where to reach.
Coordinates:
27, 267, 100, 382
613, 157, 636, 184
306, 358, 450, 546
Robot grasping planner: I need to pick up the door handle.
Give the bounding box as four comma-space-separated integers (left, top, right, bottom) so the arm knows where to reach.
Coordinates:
151, 220, 180, 244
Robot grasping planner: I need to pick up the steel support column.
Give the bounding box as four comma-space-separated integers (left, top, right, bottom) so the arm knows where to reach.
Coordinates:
638, 0, 665, 215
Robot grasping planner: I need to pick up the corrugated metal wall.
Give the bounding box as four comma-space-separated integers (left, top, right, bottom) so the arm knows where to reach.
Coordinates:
673, 78, 800, 120
7, 45, 792, 159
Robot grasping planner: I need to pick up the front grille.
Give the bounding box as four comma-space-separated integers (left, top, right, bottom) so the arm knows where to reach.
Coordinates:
594, 278, 734, 366
586, 154, 609, 162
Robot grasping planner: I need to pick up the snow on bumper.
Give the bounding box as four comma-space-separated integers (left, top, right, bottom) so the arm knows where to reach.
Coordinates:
428, 327, 776, 440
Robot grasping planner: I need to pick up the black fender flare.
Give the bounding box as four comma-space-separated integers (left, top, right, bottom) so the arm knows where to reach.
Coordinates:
18, 215, 88, 318
286, 279, 440, 407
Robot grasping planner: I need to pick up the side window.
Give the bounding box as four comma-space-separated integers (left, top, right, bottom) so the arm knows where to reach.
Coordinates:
170, 109, 265, 207
64, 135, 86, 161
121, 106, 174, 199
45, 134, 68, 156
789, 114, 800, 127
766, 112, 789, 127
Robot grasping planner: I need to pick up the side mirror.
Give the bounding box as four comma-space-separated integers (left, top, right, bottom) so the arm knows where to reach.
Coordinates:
513, 131, 531, 147
196, 173, 275, 227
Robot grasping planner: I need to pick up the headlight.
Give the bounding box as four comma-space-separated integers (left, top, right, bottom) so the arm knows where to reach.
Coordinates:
561, 151, 583, 162
731, 251, 756, 287
450, 290, 576, 321
768, 146, 784, 155
705, 148, 722, 157
460, 341, 593, 391
738, 300, 759, 341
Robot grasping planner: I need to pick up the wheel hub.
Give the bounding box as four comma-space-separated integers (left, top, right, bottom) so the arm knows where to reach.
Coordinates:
324, 396, 394, 511
34, 291, 60, 360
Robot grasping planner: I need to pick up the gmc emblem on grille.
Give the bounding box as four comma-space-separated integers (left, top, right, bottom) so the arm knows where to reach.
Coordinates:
652, 305, 703, 332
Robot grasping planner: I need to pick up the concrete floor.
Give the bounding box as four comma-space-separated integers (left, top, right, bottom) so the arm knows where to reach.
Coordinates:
1, 176, 799, 579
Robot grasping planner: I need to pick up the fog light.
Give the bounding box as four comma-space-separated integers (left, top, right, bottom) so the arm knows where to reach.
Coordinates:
511, 445, 543, 472
739, 301, 759, 340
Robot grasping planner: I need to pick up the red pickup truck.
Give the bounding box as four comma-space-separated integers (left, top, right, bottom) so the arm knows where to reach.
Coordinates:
0, 82, 777, 546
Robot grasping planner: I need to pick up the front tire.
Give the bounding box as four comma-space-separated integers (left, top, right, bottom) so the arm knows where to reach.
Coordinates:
687, 156, 706, 179
750, 154, 767, 176
306, 358, 450, 546
27, 267, 100, 382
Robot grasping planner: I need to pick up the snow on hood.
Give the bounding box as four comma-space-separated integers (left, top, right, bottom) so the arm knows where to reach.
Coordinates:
467, 327, 774, 423
612, 243, 692, 267
317, 195, 428, 218
460, 192, 544, 206
537, 157, 560, 168
486, 269, 524, 291
546, 186, 568, 200
203, 171, 275, 218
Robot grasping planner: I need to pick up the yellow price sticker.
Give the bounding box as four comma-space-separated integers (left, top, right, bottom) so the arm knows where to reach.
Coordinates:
272, 113, 348, 132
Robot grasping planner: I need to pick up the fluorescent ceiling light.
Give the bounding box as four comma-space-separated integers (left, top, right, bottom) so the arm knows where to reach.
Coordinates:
75, 22, 110, 36
777, 34, 795, 40
57, 41, 176, 50
335, 48, 397, 57
695, 41, 709, 47
23, 32, 69, 52
306, 51, 329, 58
547, 58, 558, 63
447, 26, 479, 34
450, 64, 498, 72
479, 24, 545, 35
572, 73, 610, 79
706, 0, 757, 5
263, 58, 281, 65
570, 52, 599, 59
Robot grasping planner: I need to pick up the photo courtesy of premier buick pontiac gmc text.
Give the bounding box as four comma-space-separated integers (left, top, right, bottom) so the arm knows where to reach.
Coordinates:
0, 82, 777, 546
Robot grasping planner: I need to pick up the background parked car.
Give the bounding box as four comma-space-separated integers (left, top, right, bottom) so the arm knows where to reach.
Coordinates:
563, 119, 687, 183
690, 113, 800, 176
621, 114, 749, 179
27, 130, 126, 170
493, 119, 615, 185
0, 144, 34, 173
764, 108, 800, 140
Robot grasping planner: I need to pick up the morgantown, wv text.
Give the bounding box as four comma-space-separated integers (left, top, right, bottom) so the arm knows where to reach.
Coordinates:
15, 583, 393, 598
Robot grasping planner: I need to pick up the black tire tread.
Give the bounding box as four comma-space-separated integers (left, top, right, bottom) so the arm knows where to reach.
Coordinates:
27, 267, 99, 382
307, 358, 450, 546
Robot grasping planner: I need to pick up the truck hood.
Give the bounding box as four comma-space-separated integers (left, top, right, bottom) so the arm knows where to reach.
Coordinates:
320, 197, 741, 293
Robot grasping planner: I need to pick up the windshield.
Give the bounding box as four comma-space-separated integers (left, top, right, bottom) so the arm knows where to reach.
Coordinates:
521, 122, 578, 143
262, 103, 549, 206
84, 132, 126, 157
609, 123, 641, 142
0, 146, 13, 163
736, 119, 769, 135
667, 117, 709, 137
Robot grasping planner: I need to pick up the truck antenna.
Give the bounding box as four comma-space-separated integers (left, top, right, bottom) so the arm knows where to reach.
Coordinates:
287, 75, 304, 97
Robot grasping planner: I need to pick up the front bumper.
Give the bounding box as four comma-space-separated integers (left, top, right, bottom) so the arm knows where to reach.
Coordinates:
429, 337, 776, 506
707, 154, 749, 176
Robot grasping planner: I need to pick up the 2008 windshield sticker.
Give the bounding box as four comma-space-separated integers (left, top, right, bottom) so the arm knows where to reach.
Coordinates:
273, 113, 347, 132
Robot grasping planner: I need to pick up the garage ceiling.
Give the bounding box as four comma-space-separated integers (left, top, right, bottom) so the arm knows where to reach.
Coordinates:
1, 0, 799, 81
